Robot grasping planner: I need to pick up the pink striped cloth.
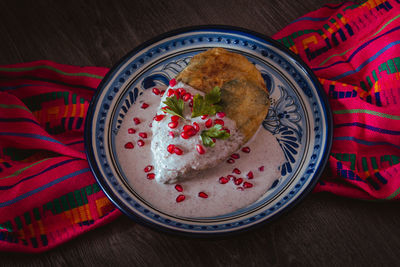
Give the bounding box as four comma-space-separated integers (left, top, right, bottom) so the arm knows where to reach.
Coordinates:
0, 0, 399, 253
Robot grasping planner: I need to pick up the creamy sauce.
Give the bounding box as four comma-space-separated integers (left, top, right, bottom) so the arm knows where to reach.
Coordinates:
115, 85, 285, 218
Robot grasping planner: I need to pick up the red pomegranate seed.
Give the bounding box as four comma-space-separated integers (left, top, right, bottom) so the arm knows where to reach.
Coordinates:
169, 78, 177, 87
212, 138, 216, 143
169, 131, 175, 138
154, 114, 165, 121
227, 175, 236, 180
168, 121, 178, 129
196, 144, 205, 154
124, 142, 134, 149
160, 90, 165, 96
176, 194, 185, 203
219, 176, 229, 184
133, 117, 141, 125
175, 184, 183, 192
183, 93, 191, 101
139, 132, 147, 138
233, 168, 241, 174
236, 187, 244, 191
167, 144, 175, 154
234, 177, 243, 185
231, 153, 240, 159
242, 147, 251, 153
167, 89, 174, 97
137, 140, 145, 147
144, 165, 153, 172
180, 131, 190, 139
161, 107, 168, 113
247, 171, 254, 179
201, 115, 208, 120
141, 103, 149, 109
128, 128, 136, 134
189, 100, 193, 107
173, 90, 180, 99
193, 122, 200, 132
259, 166, 265, 172
198, 192, 208, 198
214, 119, 224, 126
152, 88, 160, 95
147, 173, 155, 180
171, 115, 180, 122
223, 128, 231, 134
243, 182, 253, 188
205, 119, 212, 128
173, 146, 183, 155
217, 112, 226, 118
227, 158, 235, 164
183, 125, 195, 132
177, 88, 186, 95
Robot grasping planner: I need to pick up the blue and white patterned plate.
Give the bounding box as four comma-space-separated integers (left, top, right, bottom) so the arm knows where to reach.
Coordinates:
85, 26, 332, 236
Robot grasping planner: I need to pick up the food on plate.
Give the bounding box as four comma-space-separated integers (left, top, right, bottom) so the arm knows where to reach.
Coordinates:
151, 48, 270, 184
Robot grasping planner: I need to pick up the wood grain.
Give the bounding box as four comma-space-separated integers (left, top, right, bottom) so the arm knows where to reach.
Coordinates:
1, 0, 400, 266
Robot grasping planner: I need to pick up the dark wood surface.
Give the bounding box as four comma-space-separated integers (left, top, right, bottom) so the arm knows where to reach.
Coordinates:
1, 0, 400, 266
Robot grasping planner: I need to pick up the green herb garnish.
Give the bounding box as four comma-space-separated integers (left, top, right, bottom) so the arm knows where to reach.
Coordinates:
200, 124, 230, 147
162, 95, 185, 119
191, 86, 223, 118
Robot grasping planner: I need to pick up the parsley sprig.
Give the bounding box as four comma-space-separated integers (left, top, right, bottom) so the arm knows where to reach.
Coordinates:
162, 95, 185, 119
191, 86, 222, 118
200, 124, 230, 147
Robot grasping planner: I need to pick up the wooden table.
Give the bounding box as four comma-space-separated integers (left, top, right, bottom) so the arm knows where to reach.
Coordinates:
1, 0, 400, 266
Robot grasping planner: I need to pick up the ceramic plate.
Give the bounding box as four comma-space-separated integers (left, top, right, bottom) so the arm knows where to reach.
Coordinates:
85, 26, 332, 236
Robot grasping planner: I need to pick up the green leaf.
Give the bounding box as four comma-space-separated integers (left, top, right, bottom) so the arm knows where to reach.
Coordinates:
191, 86, 222, 118
162, 95, 185, 119
200, 124, 231, 147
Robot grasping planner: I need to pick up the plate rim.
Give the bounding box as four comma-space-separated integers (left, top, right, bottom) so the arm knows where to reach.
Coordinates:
84, 25, 333, 237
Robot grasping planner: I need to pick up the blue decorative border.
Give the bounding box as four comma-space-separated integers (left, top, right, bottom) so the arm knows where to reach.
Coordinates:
85, 26, 332, 235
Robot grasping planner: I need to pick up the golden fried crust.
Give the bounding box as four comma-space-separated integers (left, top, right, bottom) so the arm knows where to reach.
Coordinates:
176, 48, 270, 142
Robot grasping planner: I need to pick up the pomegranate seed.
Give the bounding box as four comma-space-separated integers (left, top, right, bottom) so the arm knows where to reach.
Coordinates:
201, 115, 208, 120
133, 117, 141, 125
169, 131, 175, 138
223, 128, 231, 134
227, 158, 235, 164
227, 175, 236, 180
168, 121, 178, 129
167, 89, 174, 97
171, 115, 180, 122
152, 88, 160, 95
141, 103, 149, 109
137, 140, 145, 147
233, 168, 241, 174
147, 173, 155, 180
212, 138, 216, 143
175, 184, 183, 192
193, 122, 200, 132
217, 112, 226, 118
167, 144, 175, 154
128, 128, 136, 134
180, 131, 190, 139
198, 192, 208, 198
176, 194, 185, 203
124, 142, 134, 149
189, 100, 193, 107
173, 146, 183, 155
205, 119, 213, 128
178, 88, 186, 95
160, 90, 165, 96
247, 171, 254, 179
187, 128, 197, 136
169, 78, 177, 87
214, 119, 224, 126
144, 165, 153, 172
236, 187, 244, 191
183, 93, 191, 101
242, 147, 251, 153
243, 182, 253, 188
173, 90, 180, 99
234, 177, 243, 185
196, 144, 205, 154
231, 153, 240, 159
219, 176, 229, 184
183, 125, 195, 132
154, 114, 165, 121
161, 107, 168, 113
259, 166, 265, 172
139, 132, 147, 138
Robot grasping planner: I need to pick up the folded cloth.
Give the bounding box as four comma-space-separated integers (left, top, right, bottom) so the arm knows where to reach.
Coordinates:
1, 0, 399, 253
273, 0, 400, 200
